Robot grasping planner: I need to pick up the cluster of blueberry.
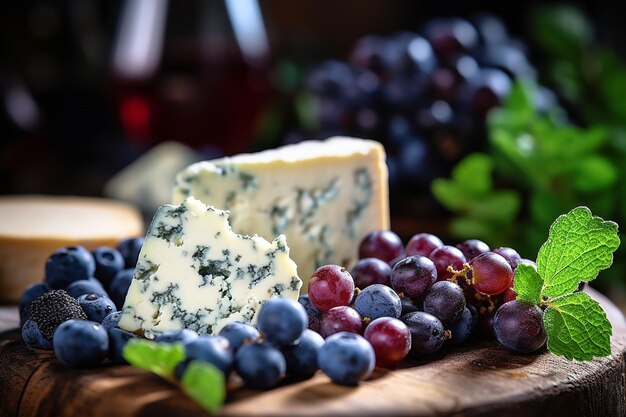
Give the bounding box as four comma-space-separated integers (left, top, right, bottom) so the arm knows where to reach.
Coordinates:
302, 15, 554, 193
19, 238, 144, 366
299, 229, 547, 373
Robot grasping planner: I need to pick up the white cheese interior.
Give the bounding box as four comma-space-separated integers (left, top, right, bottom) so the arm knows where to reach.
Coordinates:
172, 137, 389, 285
118, 197, 301, 335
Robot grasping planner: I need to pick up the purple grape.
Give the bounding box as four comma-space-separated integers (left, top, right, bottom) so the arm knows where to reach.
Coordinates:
390, 255, 437, 300
466, 69, 512, 118
493, 247, 522, 269
321, 306, 363, 337
351, 258, 391, 288
494, 301, 546, 354
406, 233, 444, 257
400, 297, 419, 316
471, 13, 508, 45
359, 230, 404, 264
448, 307, 475, 345
401, 311, 445, 356
456, 239, 491, 261
429, 245, 466, 281
422, 281, 466, 325
424, 18, 479, 61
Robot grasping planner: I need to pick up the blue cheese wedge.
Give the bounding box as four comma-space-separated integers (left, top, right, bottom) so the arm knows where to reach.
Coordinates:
172, 137, 389, 285
118, 197, 301, 335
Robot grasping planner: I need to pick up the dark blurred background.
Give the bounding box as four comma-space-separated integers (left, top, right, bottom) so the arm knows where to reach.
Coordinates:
1, 0, 624, 195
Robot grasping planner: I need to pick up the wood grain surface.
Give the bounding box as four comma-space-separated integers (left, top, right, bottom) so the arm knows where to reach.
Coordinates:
1, 288, 625, 417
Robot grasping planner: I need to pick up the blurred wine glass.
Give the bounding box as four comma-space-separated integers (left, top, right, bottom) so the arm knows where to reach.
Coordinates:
111, 0, 272, 155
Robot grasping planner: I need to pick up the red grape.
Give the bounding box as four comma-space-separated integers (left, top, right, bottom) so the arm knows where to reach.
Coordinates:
308, 265, 355, 312
470, 252, 513, 296
359, 230, 404, 263
351, 258, 391, 288
390, 255, 437, 300
321, 306, 363, 337
456, 239, 490, 261
364, 317, 411, 366
503, 287, 517, 303
493, 247, 521, 269
429, 245, 466, 281
405, 233, 444, 257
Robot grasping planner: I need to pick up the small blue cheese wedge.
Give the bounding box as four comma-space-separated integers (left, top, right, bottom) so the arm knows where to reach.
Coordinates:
118, 196, 301, 335
172, 137, 389, 285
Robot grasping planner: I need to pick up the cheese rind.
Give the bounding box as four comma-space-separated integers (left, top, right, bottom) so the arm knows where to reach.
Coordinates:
172, 137, 389, 284
0, 195, 143, 303
118, 197, 301, 335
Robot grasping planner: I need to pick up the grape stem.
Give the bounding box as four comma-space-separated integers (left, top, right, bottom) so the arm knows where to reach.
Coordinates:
447, 263, 471, 286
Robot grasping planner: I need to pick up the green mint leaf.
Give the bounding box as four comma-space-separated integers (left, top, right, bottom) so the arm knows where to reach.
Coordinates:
543, 292, 612, 360
537, 206, 620, 298
122, 339, 185, 379
513, 262, 542, 304
451, 153, 493, 194
181, 361, 226, 413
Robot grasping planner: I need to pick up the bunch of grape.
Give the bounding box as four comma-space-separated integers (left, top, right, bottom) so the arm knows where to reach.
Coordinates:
301, 15, 555, 197
303, 229, 547, 368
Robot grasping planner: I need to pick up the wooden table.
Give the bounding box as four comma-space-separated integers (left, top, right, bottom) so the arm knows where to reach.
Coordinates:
1, 288, 625, 417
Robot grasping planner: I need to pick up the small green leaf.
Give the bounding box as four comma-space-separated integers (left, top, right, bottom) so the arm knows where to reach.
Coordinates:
123, 339, 186, 379
543, 292, 612, 360
531, 5, 593, 58
181, 361, 226, 413
431, 178, 467, 211
570, 156, 618, 193
451, 153, 493, 194
513, 262, 542, 304
537, 206, 620, 298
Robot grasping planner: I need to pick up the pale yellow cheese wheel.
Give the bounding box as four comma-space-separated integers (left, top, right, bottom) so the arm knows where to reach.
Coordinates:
0, 196, 144, 303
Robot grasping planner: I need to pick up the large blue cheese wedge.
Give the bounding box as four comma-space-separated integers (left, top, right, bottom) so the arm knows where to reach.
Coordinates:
172, 137, 390, 285
118, 196, 301, 335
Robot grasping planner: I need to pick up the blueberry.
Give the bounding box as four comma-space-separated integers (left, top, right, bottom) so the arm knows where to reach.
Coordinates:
318, 332, 375, 385
175, 335, 233, 378
256, 298, 307, 347
109, 269, 134, 309
297, 295, 322, 334
66, 279, 108, 299
219, 322, 260, 352
108, 327, 138, 364
53, 319, 109, 367
19, 283, 50, 324
101, 311, 121, 331
116, 238, 144, 269
78, 293, 117, 323
92, 247, 125, 289
45, 246, 96, 289
235, 342, 286, 390
281, 329, 324, 379
354, 284, 402, 320
22, 319, 52, 350
154, 329, 198, 344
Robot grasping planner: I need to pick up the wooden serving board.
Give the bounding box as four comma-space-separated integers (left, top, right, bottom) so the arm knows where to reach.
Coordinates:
1, 288, 625, 417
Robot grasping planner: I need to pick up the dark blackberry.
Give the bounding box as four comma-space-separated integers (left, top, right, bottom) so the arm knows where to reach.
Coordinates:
29, 290, 87, 339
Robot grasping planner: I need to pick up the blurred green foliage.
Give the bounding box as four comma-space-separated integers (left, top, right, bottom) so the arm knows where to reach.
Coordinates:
432, 4, 626, 283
